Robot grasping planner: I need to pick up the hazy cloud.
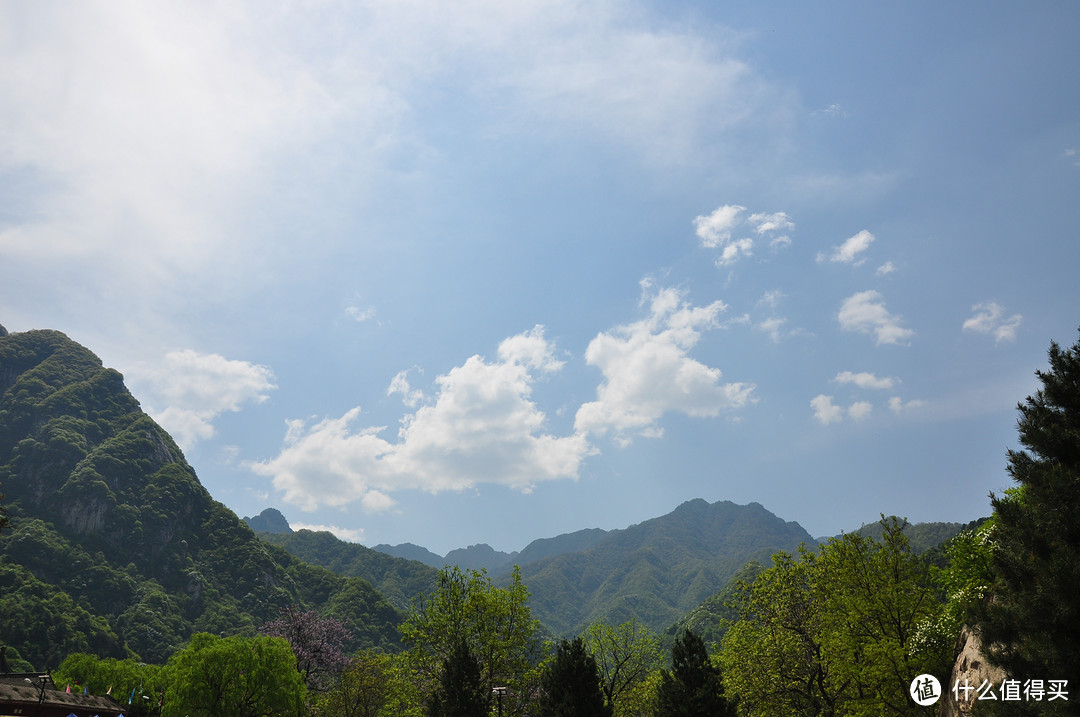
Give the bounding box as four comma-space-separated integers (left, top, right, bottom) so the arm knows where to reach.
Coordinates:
575, 282, 754, 442
819, 229, 875, 265
838, 290, 914, 346
811, 395, 844, 425
132, 349, 276, 449
962, 302, 1022, 343
834, 371, 896, 390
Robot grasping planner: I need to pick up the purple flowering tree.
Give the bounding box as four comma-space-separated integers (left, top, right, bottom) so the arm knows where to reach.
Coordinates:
260, 606, 353, 691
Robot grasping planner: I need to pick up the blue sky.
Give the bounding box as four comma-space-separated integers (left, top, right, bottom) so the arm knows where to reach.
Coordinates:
2, 1, 1078, 554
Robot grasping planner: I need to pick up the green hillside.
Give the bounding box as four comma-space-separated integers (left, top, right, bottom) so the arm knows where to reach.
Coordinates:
510, 498, 814, 636
257, 528, 439, 611
0, 328, 401, 671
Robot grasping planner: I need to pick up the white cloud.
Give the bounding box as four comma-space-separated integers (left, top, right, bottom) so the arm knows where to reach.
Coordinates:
131, 349, 276, 449
291, 522, 367, 544
811, 395, 844, 425
693, 205, 745, 248
834, 371, 896, 390
889, 396, 927, 414
717, 237, 755, 266
848, 401, 873, 421
575, 283, 754, 441
819, 229, 875, 264
749, 211, 794, 235
756, 317, 787, 343
962, 302, 1022, 343
388, 370, 426, 408
346, 305, 377, 323
693, 204, 793, 267
250, 326, 592, 511
838, 290, 914, 346
876, 261, 897, 276
812, 394, 874, 424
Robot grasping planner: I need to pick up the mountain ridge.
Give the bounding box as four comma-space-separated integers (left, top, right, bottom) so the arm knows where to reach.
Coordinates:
0, 328, 401, 670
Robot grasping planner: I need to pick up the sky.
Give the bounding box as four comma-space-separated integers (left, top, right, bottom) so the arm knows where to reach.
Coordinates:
2, 1, 1079, 555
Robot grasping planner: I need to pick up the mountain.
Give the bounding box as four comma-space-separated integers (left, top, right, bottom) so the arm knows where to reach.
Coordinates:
515, 527, 610, 566
243, 507, 293, 534
0, 328, 401, 671
508, 498, 814, 636
373, 542, 446, 568
444, 543, 519, 572
257, 528, 438, 611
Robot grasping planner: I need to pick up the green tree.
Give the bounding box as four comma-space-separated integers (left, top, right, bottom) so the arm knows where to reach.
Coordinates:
721, 519, 947, 716
315, 650, 419, 717
585, 617, 663, 713
427, 638, 488, 717
54, 653, 162, 717
537, 636, 612, 717
976, 329, 1080, 713
655, 629, 732, 717
160, 633, 306, 717
401, 565, 539, 715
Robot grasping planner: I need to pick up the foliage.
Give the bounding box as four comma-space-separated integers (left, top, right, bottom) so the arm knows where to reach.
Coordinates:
160, 633, 306, 717
720, 519, 948, 716
314, 650, 421, 717
515, 499, 813, 636
584, 617, 662, 712
259, 528, 438, 611
426, 639, 488, 717
260, 605, 352, 692
54, 653, 163, 717
975, 329, 1080, 713
537, 637, 612, 717
655, 629, 732, 717
402, 565, 540, 716
0, 328, 403, 668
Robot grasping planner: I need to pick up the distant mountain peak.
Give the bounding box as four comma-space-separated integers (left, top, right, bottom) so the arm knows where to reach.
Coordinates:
243, 508, 293, 534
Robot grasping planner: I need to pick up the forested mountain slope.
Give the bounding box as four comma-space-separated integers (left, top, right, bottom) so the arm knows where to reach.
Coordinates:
257, 528, 439, 610
510, 498, 814, 636
0, 328, 401, 671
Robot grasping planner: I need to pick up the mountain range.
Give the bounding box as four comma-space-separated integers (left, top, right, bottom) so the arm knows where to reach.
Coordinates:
0, 325, 972, 672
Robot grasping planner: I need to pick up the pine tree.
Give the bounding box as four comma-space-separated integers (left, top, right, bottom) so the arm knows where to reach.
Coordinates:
537, 637, 612, 717
427, 639, 488, 717
655, 629, 734, 717
978, 329, 1080, 697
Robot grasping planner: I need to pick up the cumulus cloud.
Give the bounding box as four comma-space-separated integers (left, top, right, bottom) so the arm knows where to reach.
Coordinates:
693, 204, 793, 267
876, 261, 897, 276
574, 282, 755, 442
889, 396, 927, 414
962, 302, 1022, 343
250, 326, 592, 512
810, 395, 844, 425
388, 370, 426, 408
811, 395, 873, 424
693, 205, 745, 248
131, 349, 277, 449
833, 371, 896, 390
838, 290, 914, 346
819, 229, 875, 265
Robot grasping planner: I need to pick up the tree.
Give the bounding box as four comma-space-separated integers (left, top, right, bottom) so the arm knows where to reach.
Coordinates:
537, 637, 612, 717
316, 650, 419, 717
54, 653, 162, 717
584, 617, 663, 712
427, 638, 488, 717
976, 329, 1080, 712
402, 565, 540, 715
260, 605, 353, 692
720, 519, 947, 716
160, 633, 306, 717
655, 629, 732, 717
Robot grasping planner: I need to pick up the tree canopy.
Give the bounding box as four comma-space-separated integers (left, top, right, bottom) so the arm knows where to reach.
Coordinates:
976, 328, 1080, 713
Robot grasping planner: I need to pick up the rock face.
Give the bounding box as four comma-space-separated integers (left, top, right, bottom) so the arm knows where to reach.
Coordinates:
938, 626, 1006, 716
